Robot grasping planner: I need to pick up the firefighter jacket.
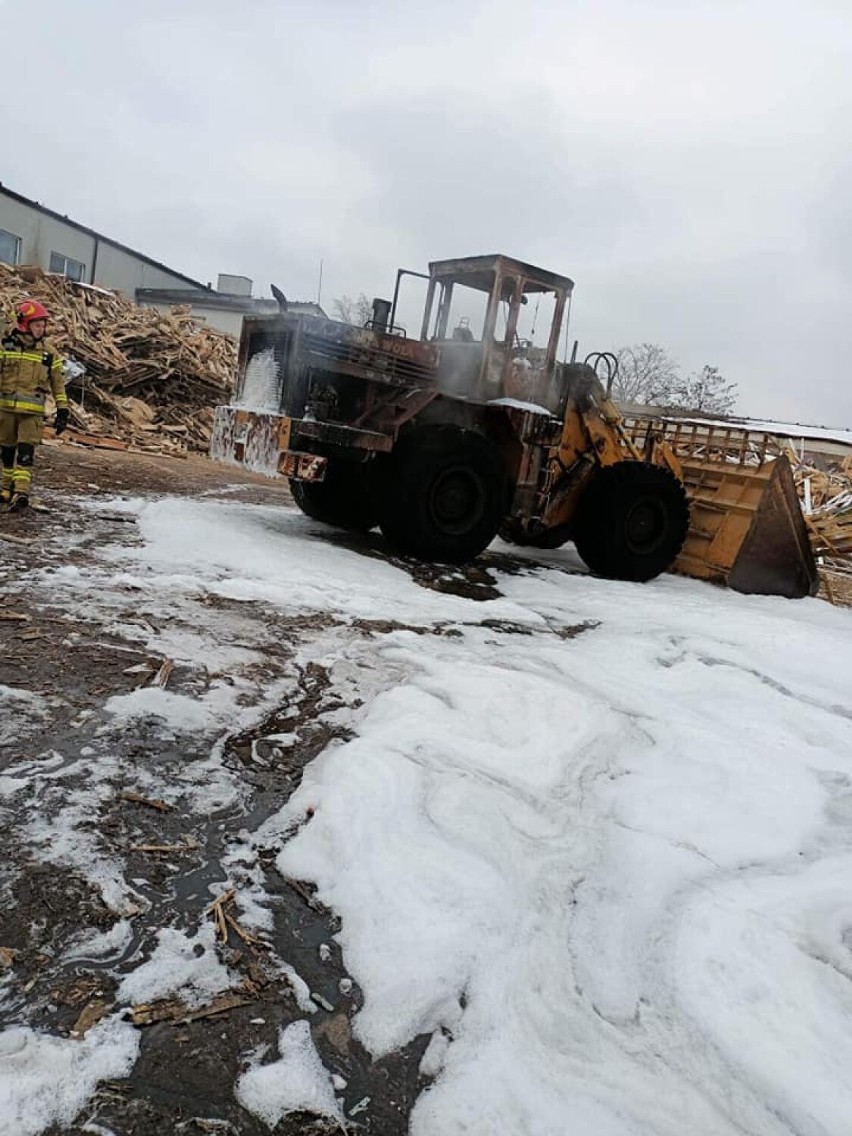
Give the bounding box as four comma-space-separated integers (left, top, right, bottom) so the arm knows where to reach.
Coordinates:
0, 329, 67, 417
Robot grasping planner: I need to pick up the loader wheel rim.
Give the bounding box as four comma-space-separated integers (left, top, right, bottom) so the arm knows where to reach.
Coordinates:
428, 467, 486, 536
624, 497, 668, 555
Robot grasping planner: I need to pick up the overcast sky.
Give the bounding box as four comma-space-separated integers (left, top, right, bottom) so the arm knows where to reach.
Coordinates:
3, 0, 851, 425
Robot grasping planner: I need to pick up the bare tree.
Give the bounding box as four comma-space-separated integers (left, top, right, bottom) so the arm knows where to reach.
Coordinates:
331, 292, 372, 326
612, 344, 680, 405
612, 346, 737, 416
670, 365, 737, 415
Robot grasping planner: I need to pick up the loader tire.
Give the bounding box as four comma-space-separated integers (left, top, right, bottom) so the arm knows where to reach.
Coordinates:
379, 427, 508, 563
289, 460, 378, 531
573, 461, 689, 582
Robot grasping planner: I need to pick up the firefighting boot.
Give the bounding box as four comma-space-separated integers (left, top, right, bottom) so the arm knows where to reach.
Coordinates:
1, 445, 14, 505
10, 445, 33, 511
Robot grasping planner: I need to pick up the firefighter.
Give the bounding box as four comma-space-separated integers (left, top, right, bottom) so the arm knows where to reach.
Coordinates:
0, 300, 69, 512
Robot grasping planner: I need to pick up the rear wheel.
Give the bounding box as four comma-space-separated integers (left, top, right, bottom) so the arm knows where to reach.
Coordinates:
289, 460, 378, 531
379, 427, 509, 563
573, 461, 689, 582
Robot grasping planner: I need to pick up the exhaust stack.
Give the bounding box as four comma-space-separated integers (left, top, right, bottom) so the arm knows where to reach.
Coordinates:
370, 297, 392, 334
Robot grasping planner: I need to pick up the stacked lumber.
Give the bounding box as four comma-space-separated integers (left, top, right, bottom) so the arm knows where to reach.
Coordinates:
0, 264, 237, 451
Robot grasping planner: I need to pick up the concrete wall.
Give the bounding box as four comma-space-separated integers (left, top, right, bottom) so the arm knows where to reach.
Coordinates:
0, 194, 91, 275
0, 191, 204, 296
93, 242, 200, 294
217, 273, 252, 296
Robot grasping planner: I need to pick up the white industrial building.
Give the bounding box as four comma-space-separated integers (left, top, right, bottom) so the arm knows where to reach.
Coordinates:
0, 183, 324, 336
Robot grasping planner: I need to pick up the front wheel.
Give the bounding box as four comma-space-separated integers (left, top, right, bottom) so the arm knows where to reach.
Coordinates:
573, 461, 690, 582
379, 427, 509, 563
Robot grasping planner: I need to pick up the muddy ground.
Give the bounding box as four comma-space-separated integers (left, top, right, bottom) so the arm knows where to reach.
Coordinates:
0, 441, 556, 1135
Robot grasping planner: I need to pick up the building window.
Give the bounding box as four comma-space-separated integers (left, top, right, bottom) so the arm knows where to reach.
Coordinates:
49, 251, 86, 281
0, 229, 21, 266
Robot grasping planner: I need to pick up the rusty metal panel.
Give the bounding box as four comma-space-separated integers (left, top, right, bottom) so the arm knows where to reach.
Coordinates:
301, 321, 439, 387
294, 419, 395, 452
427, 254, 574, 295
278, 452, 327, 481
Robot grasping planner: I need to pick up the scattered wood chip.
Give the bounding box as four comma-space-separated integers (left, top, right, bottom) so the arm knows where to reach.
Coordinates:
224, 910, 264, 947
120, 791, 173, 813
0, 946, 18, 968
71, 999, 111, 1038
205, 889, 236, 944
204, 890, 264, 948
0, 533, 35, 547
0, 612, 31, 622
129, 842, 198, 855
150, 658, 174, 689
131, 989, 253, 1027
64, 430, 129, 451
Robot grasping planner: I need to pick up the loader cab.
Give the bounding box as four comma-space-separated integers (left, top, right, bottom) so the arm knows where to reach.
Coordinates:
417, 255, 574, 410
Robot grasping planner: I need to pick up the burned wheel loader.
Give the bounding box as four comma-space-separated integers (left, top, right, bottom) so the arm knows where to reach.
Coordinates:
211, 253, 817, 597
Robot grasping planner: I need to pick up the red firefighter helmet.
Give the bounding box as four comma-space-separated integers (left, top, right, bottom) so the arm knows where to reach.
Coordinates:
16, 299, 49, 333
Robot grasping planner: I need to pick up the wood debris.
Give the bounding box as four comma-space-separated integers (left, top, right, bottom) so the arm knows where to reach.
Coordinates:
71, 998, 111, 1038
130, 988, 254, 1028
785, 448, 852, 605
0, 612, 31, 622
129, 842, 198, 855
150, 658, 174, 689
0, 263, 236, 453
0, 946, 18, 969
205, 889, 264, 947
765, 450, 852, 604
119, 791, 173, 813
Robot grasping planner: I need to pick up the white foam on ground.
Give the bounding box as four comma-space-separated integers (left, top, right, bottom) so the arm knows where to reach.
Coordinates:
117, 922, 235, 1009
7, 489, 852, 1134
271, 579, 852, 1135
0, 1016, 139, 1136
235, 1020, 343, 1126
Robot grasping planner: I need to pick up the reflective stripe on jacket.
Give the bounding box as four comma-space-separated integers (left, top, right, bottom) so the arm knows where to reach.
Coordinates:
0, 331, 67, 416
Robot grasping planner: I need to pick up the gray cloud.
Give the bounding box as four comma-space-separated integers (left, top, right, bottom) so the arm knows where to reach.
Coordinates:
4, 0, 851, 424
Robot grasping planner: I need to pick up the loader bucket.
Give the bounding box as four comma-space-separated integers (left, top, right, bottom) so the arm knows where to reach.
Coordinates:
674, 454, 818, 598
620, 417, 819, 599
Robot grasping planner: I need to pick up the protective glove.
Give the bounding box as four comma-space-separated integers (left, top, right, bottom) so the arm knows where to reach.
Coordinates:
54, 407, 70, 435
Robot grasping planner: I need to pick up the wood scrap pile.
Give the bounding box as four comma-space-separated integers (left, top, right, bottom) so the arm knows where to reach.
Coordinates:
786, 450, 852, 605
0, 263, 237, 452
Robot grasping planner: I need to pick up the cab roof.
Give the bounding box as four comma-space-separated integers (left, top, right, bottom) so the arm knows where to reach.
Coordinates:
427, 254, 574, 295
